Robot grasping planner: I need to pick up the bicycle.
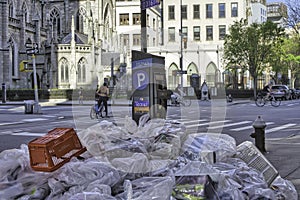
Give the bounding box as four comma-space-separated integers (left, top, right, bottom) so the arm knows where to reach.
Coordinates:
170, 92, 191, 107
90, 101, 105, 119
255, 92, 281, 107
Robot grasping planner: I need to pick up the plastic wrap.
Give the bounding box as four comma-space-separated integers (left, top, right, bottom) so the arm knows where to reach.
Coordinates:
115, 176, 174, 200
271, 176, 298, 200
181, 133, 237, 162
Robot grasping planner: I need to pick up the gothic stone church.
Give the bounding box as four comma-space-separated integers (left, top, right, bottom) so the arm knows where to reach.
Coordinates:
0, 0, 118, 90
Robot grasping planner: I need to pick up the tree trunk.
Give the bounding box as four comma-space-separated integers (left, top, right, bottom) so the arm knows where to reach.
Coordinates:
253, 76, 258, 99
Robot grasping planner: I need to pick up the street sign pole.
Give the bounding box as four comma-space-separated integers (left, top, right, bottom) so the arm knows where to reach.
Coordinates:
180, 0, 184, 93
32, 53, 41, 114
26, 39, 42, 114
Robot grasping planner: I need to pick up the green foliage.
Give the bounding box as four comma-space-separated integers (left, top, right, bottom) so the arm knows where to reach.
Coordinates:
223, 19, 285, 95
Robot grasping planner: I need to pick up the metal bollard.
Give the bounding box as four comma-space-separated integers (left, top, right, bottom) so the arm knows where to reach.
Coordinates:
250, 116, 267, 153
2, 83, 6, 103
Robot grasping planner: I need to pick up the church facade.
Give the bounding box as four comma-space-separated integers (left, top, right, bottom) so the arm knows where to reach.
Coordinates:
0, 0, 117, 90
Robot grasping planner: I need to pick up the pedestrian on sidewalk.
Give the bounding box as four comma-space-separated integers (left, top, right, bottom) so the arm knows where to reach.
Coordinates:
97, 83, 109, 117
78, 87, 84, 104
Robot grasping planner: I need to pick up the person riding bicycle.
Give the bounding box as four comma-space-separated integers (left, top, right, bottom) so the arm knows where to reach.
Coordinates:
171, 84, 183, 104
262, 83, 272, 100
97, 82, 109, 117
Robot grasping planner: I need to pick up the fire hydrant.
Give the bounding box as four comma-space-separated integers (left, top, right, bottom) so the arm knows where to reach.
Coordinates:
250, 116, 267, 153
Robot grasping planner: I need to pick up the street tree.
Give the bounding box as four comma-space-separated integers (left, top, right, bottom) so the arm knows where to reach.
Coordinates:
285, 0, 300, 35
223, 19, 285, 98
282, 34, 300, 88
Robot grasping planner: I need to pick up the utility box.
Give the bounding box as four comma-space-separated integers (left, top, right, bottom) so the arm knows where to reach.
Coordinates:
131, 50, 167, 124
24, 100, 34, 114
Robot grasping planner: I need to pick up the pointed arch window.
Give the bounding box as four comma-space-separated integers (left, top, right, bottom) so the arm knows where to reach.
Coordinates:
168, 63, 179, 89
22, 3, 28, 23
78, 58, 86, 83
206, 63, 217, 87
76, 7, 86, 33
50, 8, 61, 35
60, 58, 69, 83
9, 1, 14, 18
8, 39, 16, 77
187, 63, 199, 86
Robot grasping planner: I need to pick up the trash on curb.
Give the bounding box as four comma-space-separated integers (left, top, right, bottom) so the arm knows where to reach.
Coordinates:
0, 118, 297, 200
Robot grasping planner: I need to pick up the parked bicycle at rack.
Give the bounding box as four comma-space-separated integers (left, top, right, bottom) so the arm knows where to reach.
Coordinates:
255, 92, 281, 107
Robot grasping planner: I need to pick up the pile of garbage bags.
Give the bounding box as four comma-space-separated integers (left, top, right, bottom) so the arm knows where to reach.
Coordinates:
0, 115, 297, 200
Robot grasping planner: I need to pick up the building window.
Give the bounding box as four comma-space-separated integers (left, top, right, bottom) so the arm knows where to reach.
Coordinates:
168, 5, 175, 20
153, 37, 156, 46
133, 13, 140, 25
193, 5, 200, 19
146, 14, 150, 26
206, 26, 213, 41
181, 5, 187, 19
153, 18, 156, 30
206, 4, 213, 18
120, 13, 129, 25
76, 7, 86, 33
22, 3, 28, 23
182, 26, 188, 39
133, 34, 140, 46
50, 8, 61, 36
231, 3, 238, 17
168, 27, 175, 42
60, 58, 69, 83
78, 58, 86, 83
9, 2, 13, 18
193, 26, 200, 41
219, 25, 226, 40
219, 3, 225, 18
123, 34, 129, 47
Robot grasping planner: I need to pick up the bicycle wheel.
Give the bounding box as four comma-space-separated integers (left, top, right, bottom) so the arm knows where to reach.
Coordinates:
255, 96, 265, 107
90, 105, 97, 119
271, 97, 281, 107
181, 97, 191, 107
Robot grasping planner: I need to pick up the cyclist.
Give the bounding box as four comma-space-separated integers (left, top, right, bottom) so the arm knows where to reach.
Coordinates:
97, 82, 109, 117
262, 83, 272, 100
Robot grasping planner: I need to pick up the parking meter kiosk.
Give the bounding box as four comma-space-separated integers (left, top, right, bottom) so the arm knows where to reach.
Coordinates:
131, 50, 167, 124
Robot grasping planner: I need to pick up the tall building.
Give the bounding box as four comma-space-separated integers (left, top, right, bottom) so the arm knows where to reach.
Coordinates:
266, 2, 288, 27
0, 0, 117, 90
157, 0, 267, 91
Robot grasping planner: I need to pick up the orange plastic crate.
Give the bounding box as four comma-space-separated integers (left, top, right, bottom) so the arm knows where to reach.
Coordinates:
28, 128, 86, 172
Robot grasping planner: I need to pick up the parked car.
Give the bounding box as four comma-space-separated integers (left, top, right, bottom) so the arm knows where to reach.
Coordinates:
271, 85, 291, 100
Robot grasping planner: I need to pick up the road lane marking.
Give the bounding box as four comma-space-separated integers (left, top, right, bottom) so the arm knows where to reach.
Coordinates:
22, 118, 48, 122
266, 123, 297, 133
182, 119, 207, 124
207, 121, 252, 130
12, 132, 46, 137
0, 121, 24, 126
230, 122, 274, 131
186, 120, 231, 128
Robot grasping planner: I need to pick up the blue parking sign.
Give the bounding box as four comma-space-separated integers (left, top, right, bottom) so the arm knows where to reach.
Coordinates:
133, 70, 149, 90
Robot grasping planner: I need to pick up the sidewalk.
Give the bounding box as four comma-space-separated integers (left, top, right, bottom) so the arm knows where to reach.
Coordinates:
0, 98, 299, 196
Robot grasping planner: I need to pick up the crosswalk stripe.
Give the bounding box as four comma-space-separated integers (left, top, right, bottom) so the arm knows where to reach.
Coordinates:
230, 122, 275, 131
186, 120, 231, 128
266, 123, 296, 133
12, 132, 46, 137
182, 119, 207, 124
207, 121, 252, 130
